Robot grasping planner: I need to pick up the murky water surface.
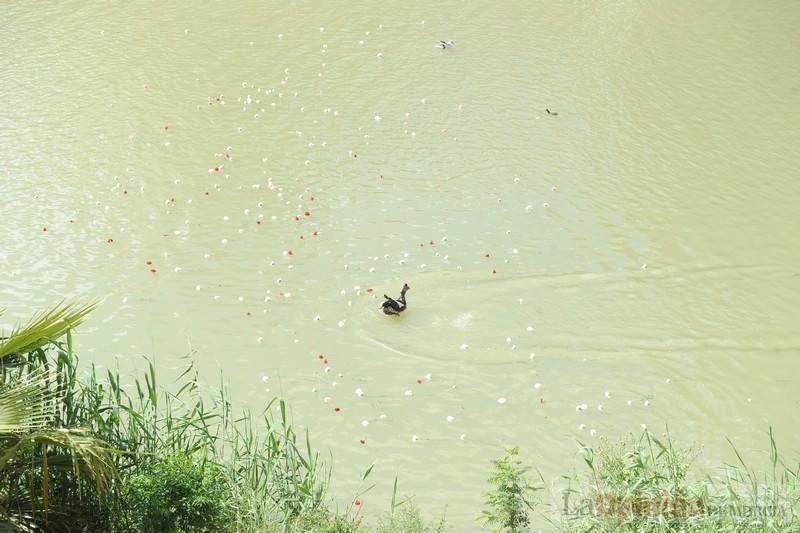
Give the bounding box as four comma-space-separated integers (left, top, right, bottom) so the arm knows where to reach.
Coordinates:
3, 1, 800, 527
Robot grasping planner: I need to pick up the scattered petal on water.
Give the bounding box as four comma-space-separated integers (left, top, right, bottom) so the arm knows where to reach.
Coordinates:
497, 397, 507, 404
576, 403, 588, 412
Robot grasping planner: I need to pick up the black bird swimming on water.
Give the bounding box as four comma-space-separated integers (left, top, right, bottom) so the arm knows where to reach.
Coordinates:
546, 108, 559, 116
381, 283, 410, 315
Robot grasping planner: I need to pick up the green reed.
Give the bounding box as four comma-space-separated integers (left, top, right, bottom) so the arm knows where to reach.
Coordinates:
559, 428, 799, 532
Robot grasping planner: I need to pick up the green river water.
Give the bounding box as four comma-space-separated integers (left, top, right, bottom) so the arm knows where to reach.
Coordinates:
3, 1, 800, 528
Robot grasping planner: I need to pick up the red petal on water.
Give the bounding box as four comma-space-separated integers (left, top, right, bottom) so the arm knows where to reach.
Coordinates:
246, 311, 252, 316
204, 192, 209, 195
354, 499, 361, 506
42, 227, 47, 232
539, 397, 544, 405
299, 235, 304, 240
123, 190, 128, 194
313, 231, 319, 236
294, 215, 300, 221
150, 268, 157, 273
304, 211, 311, 216
359, 439, 365, 445
256, 220, 261, 225
287, 250, 293, 256
146, 260, 153, 265
107, 238, 114, 243
416, 379, 422, 384
366, 288, 373, 293
310, 196, 315, 201
323, 359, 328, 365
492, 268, 497, 274
334, 407, 341, 413
318, 354, 324, 360
484, 253, 490, 258
419, 242, 424, 247
429, 240, 434, 246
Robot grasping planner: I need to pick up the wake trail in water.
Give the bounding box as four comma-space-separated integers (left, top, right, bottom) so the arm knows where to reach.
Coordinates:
358, 330, 436, 363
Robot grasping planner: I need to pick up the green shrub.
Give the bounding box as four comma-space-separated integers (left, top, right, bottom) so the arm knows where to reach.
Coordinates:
561, 429, 800, 532
120, 454, 233, 533
376, 502, 447, 533
481, 447, 539, 532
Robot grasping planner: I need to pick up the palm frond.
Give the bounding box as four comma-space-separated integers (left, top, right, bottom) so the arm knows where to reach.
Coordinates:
0, 428, 118, 494
0, 372, 57, 433
0, 303, 95, 360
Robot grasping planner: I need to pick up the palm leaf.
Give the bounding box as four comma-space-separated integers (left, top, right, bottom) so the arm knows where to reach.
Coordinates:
0, 303, 95, 360
0, 428, 118, 493
0, 372, 57, 433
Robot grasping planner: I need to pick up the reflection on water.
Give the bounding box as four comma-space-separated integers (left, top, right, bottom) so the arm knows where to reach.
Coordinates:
3, 1, 800, 527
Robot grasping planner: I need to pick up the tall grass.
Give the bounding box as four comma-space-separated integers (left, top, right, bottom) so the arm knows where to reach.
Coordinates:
8, 325, 349, 531
559, 429, 799, 532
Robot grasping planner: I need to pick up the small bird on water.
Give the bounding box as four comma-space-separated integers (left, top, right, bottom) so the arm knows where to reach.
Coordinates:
381, 283, 410, 315
438, 40, 454, 49
546, 108, 559, 116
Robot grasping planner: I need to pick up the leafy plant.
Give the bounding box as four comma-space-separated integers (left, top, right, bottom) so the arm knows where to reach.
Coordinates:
481, 447, 540, 532
120, 454, 233, 533
0, 303, 118, 532
561, 428, 800, 532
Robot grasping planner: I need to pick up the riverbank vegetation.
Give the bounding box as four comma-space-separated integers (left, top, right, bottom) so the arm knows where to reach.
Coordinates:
0, 305, 796, 531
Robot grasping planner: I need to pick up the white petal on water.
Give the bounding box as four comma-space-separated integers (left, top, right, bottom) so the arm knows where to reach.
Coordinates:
627, 400, 633, 406
497, 397, 507, 404
459, 343, 469, 350
257, 337, 263, 343
533, 383, 542, 390
604, 391, 612, 398
362, 420, 369, 427
459, 434, 466, 441
579, 424, 586, 431
643, 400, 651, 407
575, 403, 588, 412
526, 325, 534, 332
590, 429, 597, 437
446, 416, 455, 423
404, 390, 413, 397
411, 435, 419, 442
529, 353, 536, 360
355, 388, 364, 397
